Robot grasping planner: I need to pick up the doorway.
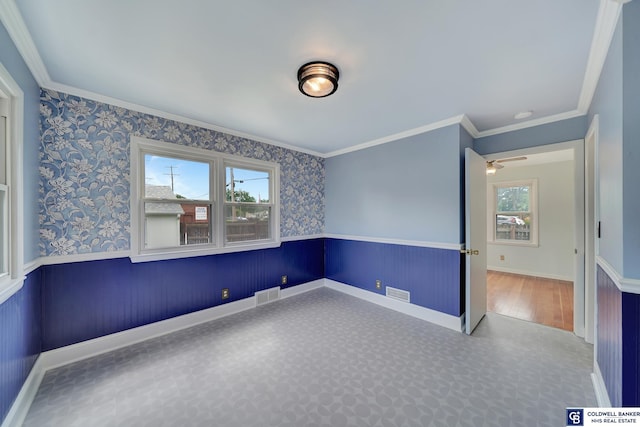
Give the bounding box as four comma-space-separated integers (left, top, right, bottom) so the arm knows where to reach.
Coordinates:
482, 141, 586, 335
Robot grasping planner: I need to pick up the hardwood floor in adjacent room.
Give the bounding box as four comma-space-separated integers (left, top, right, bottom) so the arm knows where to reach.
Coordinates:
487, 270, 574, 331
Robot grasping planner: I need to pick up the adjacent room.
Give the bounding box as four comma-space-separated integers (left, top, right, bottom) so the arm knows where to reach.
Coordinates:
1, 1, 639, 426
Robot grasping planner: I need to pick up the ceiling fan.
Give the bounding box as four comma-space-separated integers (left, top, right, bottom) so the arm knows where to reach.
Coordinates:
486, 156, 527, 175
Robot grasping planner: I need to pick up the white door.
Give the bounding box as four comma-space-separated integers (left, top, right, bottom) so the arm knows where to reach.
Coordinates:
465, 147, 487, 334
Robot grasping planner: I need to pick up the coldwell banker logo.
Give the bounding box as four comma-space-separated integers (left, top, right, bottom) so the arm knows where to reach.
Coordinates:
566, 408, 584, 426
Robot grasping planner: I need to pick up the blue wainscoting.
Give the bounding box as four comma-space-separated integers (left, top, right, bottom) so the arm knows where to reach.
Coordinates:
0, 271, 42, 424
597, 265, 622, 407
41, 239, 325, 351
325, 238, 462, 316
622, 291, 640, 406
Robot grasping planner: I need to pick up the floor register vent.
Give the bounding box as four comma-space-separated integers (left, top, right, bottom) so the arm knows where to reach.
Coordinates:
256, 287, 281, 306
386, 286, 410, 303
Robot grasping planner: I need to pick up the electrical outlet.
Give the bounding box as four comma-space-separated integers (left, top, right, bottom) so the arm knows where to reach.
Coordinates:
375, 279, 382, 290
221, 288, 229, 299
281, 275, 287, 285
500, 255, 505, 261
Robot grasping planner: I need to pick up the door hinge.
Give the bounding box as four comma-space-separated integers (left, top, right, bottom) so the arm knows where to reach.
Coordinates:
460, 249, 479, 255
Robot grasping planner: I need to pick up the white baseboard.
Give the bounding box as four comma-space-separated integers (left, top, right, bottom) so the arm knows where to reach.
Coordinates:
324, 279, 464, 332
3, 278, 461, 427
40, 295, 259, 372
0, 357, 46, 427
591, 362, 612, 407
487, 266, 573, 282
2, 291, 259, 427
281, 279, 324, 299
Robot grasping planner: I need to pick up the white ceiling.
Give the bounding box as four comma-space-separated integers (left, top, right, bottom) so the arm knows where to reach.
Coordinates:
2, 0, 609, 156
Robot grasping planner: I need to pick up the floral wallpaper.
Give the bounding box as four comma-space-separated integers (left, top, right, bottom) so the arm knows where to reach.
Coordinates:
39, 89, 325, 256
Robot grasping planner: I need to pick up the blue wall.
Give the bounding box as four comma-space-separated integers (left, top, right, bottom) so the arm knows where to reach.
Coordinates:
588, 1, 640, 407
0, 272, 42, 423
324, 125, 468, 320
622, 292, 640, 406
473, 115, 587, 156
325, 238, 462, 316
325, 125, 463, 244
589, 12, 624, 275
622, 1, 640, 280
597, 266, 622, 406
41, 239, 324, 350
0, 19, 44, 425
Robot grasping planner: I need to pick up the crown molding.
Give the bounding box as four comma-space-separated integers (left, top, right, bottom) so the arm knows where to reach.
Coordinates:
0, 0, 49, 85
459, 115, 479, 138
0, 0, 325, 159
475, 110, 586, 139
0, 0, 623, 157
324, 115, 467, 158
42, 82, 326, 158
577, 0, 624, 113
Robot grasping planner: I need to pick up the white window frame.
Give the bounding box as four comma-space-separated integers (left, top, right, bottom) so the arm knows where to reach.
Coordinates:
489, 179, 538, 247
130, 136, 280, 263
0, 62, 25, 306
223, 159, 275, 246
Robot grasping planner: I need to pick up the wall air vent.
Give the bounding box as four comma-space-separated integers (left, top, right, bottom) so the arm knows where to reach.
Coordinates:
386, 286, 410, 303
256, 287, 281, 306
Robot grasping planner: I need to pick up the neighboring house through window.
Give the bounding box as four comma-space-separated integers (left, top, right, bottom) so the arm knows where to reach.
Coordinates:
130, 136, 280, 262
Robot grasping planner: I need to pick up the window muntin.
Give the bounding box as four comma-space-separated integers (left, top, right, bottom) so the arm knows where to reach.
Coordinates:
131, 136, 280, 262
491, 180, 538, 246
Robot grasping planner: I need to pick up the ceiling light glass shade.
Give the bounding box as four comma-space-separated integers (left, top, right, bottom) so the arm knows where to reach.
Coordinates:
486, 164, 497, 175
297, 61, 339, 98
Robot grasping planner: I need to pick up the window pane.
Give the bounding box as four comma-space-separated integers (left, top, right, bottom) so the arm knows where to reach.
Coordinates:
495, 214, 530, 241
496, 186, 529, 212
226, 166, 270, 203
225, 205, 270, 242
145, 154, 209, 200
145, 202, 212, 248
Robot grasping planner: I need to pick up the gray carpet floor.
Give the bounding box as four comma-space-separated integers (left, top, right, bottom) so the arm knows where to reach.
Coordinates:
22, 287, 596, 427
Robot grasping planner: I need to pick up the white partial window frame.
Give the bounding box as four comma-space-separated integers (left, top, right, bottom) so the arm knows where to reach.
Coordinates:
130, 136, 280, 262
489, 179, 538, 247
0, 62, 25, 306
223, 159, 275, 246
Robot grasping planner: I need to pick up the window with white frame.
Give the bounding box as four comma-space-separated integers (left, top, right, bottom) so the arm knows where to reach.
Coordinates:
491, 180, 538, 246
0, 63, 25, 305
130, 136, 280, 262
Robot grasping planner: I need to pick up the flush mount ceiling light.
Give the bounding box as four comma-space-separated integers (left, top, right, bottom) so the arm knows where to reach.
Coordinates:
297, 61, 339, 98
514, 110, 533, 120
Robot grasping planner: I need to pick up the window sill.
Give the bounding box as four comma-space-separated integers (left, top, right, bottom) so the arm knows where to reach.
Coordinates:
488, 240, 539, 248
130, 239, 282, 263
0, 276, 25, 306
